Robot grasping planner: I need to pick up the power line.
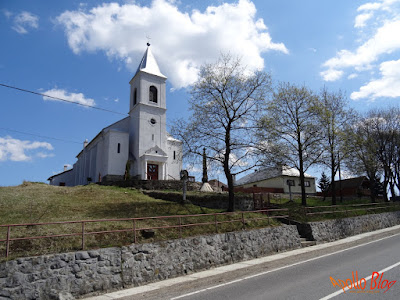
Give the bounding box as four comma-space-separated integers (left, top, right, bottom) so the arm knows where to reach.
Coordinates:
0, 83, 127, 116
0, 127, 82, 144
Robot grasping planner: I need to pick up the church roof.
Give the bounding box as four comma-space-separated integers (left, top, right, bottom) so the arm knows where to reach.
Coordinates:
134, 44, 167, 79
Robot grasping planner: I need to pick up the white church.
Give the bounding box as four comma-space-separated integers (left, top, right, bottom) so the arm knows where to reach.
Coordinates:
48, 44, 183, 186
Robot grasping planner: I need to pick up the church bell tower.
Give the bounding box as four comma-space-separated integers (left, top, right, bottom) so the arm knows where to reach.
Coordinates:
128, 44, 168, 180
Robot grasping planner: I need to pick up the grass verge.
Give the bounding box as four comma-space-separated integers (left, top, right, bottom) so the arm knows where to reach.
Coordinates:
0, 182, 279, 261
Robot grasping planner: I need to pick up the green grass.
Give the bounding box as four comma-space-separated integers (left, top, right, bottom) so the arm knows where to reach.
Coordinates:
0, 182, 279, 261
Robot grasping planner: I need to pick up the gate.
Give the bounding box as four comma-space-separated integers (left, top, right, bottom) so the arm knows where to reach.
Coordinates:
253, 192, 282, 210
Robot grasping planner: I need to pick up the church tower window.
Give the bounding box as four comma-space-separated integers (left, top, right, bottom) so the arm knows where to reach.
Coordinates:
149, 86, 158, 103
117, 143, 121, 153
133, 88, 137, 105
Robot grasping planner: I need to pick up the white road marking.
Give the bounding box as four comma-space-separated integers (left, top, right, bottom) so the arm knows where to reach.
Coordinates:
319, 261, 400, 300
170, 232, 400, 300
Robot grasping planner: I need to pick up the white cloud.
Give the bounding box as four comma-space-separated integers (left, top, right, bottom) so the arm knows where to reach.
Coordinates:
348, 73, 358, 79
12, 11, 39, 34
354, 12, 373, 28
351, 59, 400, 100
0, 136, 53, 162
3, 9, 13, 19
43, 88, 96, 106
36, 152, 55, 158
357, 2, 382, 11
321, 0, 400, 101
56, 0, 288, 89
320, 69, 344, 81
322, 20, 400, 73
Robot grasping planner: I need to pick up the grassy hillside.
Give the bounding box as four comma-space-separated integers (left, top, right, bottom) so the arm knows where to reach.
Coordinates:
0, 182, 278, 260
0, 181, 217, 225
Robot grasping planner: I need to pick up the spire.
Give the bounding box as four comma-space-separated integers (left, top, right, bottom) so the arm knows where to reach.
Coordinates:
134, 44, 167, 79
202, 147, 208, 183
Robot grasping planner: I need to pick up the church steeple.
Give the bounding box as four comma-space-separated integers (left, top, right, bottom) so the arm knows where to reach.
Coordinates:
134, 43, 166, 79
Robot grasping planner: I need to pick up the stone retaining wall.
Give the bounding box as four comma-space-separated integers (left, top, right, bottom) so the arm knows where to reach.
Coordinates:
308, 211, 400, 242
0, 225, 300, 300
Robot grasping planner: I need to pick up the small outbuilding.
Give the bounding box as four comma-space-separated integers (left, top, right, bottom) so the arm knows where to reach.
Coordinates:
326, 176, 371, 197
234, 166, 316, 195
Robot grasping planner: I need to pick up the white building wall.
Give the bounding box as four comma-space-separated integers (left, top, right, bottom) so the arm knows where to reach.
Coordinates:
106, 130, 129, 175
166, 140, 182, 180
49, 169, 75, 186
129, 70, 168, 180
49, 47, 183, 186
240, 176, 316, 194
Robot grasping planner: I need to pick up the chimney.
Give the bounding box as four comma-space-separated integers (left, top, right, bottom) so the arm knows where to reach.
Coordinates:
83, 139, 88, 148
64, 165, 68, 172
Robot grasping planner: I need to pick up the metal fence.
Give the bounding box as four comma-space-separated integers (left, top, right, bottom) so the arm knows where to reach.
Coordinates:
304, 202, 400, 216
0, 208, 289, 258
2, 202, 399, 259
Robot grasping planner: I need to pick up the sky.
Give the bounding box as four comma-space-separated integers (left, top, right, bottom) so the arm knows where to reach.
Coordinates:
1, 0, 400, 186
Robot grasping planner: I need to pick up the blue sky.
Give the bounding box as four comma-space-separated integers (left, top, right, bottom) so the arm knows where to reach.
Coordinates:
1, 0, 400, 186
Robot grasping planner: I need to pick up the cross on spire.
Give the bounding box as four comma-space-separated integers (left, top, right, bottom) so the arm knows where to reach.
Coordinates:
146, 34, 151, 47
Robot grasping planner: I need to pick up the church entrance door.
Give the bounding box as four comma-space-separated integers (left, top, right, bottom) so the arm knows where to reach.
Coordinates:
147, 164, 158, 180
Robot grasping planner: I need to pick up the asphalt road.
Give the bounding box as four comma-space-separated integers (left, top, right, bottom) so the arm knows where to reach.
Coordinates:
169, 234, 400, 300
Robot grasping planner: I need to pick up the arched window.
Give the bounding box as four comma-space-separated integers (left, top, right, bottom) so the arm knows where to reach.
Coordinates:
133, 88, 137, 105
149, 86, 157, 103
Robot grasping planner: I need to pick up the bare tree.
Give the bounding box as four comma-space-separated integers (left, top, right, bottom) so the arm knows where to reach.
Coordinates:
344, 114, 381, 202
316, 88, 355, 205
172, 54, 272, 211
258, 83, 323, 206
367, 108, 400, 200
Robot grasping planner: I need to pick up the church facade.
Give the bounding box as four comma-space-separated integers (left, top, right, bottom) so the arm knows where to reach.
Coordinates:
48, 45, 182, 186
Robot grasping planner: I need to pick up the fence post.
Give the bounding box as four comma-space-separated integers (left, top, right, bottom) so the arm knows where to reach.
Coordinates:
133, 219, 137, 243
179, 217, 182, 238
6, 226, 10, 258
241, 212, 245, 230
214, 215, 218, 233
81, 222, 85, 250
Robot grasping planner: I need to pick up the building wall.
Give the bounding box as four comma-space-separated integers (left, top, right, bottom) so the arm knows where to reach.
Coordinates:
49, 66, 181, 185
49, 170, 75, 186
166, 139, 182, 180
129, 71, 168, 180
239, 176, 316, 194
106, 130, 129, 176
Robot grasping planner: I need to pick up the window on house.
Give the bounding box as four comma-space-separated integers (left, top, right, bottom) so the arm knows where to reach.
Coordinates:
305, 181, 311, 187
149, 86, 157, 103
133, 88, 137, 105
117, 143, 121, 153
